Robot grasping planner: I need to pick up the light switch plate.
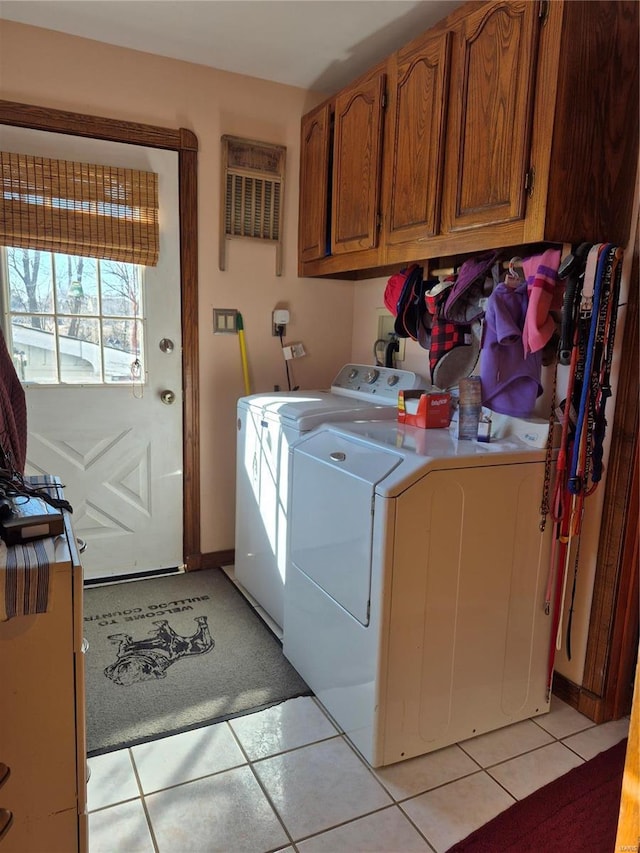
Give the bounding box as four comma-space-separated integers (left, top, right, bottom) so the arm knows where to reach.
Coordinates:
213, 308, 238, 334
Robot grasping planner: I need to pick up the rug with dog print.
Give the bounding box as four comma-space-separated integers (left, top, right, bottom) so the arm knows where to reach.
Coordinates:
84, 567, 309, 755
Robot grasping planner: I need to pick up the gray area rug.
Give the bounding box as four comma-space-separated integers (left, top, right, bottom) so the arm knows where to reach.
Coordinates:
84, 568, 309, 755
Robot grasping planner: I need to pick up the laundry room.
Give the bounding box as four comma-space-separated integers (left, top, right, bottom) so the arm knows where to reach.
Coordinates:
1, 2, 638, 851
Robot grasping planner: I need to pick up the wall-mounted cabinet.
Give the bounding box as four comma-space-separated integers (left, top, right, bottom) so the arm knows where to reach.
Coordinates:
299, 64, 387, 273
331, 67, 386, 257
383, 29, 450, 250
299, 103, 331, 264
441, 1, 539, 235
298, 0, 639, 278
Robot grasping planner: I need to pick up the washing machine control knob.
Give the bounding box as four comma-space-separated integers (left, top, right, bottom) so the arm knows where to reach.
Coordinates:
348, 368, 359, 380
364, 369, 379, 384
387, 375, 399, 386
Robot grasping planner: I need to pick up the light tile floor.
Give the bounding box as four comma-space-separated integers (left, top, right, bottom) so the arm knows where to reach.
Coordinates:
87, 571, 630, 853
87, 690, 629, 853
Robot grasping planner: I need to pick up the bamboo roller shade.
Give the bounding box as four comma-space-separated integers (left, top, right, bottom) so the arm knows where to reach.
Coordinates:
0, 151, 159, 266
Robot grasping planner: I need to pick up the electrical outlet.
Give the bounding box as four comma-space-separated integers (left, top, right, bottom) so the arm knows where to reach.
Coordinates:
377, 310, 405, 360
282, 342, 306, 360
273, 308, 289, 336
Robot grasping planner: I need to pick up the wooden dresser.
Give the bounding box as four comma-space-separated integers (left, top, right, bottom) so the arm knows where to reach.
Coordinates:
0, 482, 87, 852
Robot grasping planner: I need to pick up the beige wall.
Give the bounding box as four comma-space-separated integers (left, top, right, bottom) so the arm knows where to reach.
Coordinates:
0, 20, 356, 555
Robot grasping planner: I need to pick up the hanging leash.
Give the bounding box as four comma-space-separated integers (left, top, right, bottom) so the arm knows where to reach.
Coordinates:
552, 244, 623, 665
590, 247, 624, 486
557, 245, 606, 655
547, 245, 590, 524
544, 239, 624, 683
568, 244, 609, 498
563, 246, 623, 657
542, 244, 589, 618
546, 499, 572, 699
543, 240, 623, 688
543, 242, 600, 691
565, 520, 586, 661
579, 246, 618, 497
557, 244, 591, 366
539, 364, 557, 536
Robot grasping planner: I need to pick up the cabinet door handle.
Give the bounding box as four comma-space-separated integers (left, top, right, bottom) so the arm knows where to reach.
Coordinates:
0, 808, 13, 842
0, 765, 9, 789
76, 537, 87, 554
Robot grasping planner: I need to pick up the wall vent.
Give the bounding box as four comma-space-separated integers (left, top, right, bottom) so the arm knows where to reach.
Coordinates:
220, 135, 286, 276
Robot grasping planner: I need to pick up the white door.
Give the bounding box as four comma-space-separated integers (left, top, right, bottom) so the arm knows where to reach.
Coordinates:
0, 127, 183, 581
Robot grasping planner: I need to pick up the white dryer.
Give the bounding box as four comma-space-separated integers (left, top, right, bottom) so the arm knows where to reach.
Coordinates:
234, 364, 427, 630
283, 420, 554, 767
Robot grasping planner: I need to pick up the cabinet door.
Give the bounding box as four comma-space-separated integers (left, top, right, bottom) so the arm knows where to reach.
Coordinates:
441, 1, 541, 234
384, 30, 451, 247
299, 103, 331, 263
331, 70, 386, 255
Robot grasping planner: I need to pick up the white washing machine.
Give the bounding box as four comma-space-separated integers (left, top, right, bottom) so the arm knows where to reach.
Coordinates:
234, 364, 427, 629
283, 419, 554, 767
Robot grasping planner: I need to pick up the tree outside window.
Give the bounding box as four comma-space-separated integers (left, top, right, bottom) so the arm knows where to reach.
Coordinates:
2, 247, 145, 384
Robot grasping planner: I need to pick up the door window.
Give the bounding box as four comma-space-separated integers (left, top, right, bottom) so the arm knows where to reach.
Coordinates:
1, 246, 145, 385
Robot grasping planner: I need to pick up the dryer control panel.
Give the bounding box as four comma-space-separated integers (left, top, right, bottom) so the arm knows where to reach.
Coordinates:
331, 364, 428, 403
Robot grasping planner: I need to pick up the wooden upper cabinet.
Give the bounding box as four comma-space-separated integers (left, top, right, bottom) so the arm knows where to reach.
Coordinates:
441, 1, 541, 234
331, 69, 386, 255
297, 0, 638, 277
383, 30, 451, 247
299, 103, 331, 263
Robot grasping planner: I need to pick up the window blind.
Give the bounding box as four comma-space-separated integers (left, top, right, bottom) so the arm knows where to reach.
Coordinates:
0, 152, 159, 266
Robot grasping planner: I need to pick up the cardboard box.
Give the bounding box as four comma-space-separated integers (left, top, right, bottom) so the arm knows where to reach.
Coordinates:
398, 390, 451, 429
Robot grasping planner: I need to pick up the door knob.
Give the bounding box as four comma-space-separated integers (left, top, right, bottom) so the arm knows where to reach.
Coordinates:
160, 390, 176, 405
159, 338, 174, 353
